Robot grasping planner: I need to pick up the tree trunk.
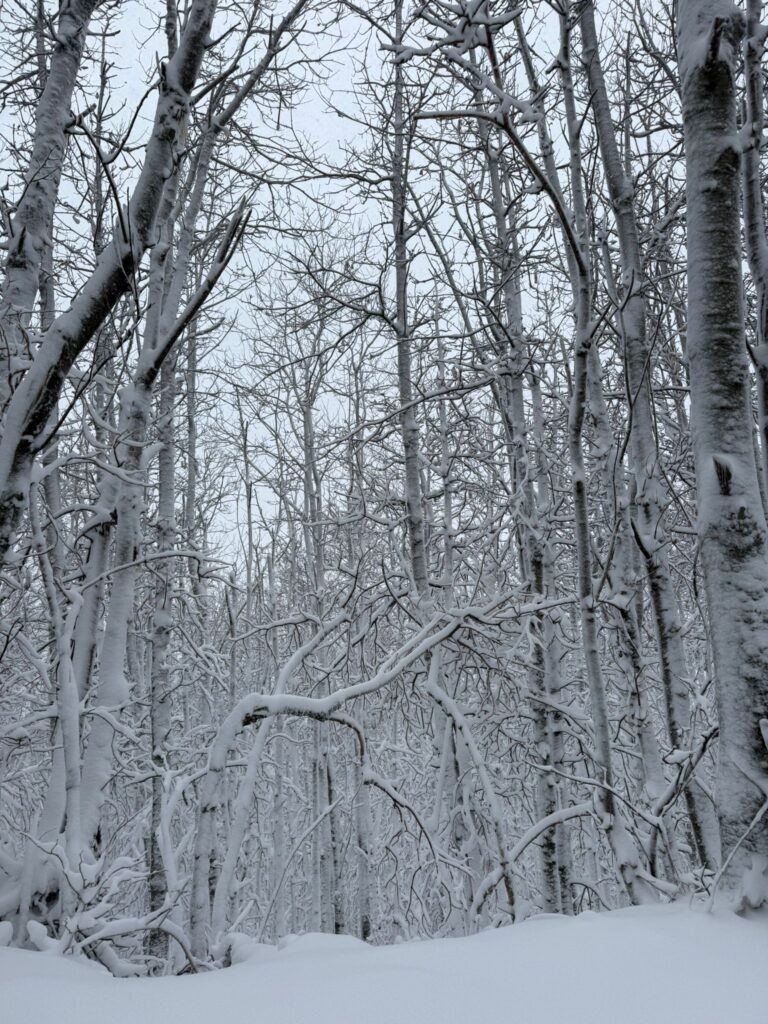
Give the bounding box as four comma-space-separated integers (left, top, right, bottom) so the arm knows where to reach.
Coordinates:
678, 0, 768, 905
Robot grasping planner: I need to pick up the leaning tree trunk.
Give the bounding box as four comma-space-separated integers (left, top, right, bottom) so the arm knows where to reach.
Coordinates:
0, 0, 218, 564
0, 0, 100, 414
678, 0, 768, 905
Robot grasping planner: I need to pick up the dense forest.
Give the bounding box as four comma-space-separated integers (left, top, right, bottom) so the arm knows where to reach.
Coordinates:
0, 0, 766, 978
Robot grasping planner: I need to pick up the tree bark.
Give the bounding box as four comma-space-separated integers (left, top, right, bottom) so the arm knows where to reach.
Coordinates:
678, 0, 768, 904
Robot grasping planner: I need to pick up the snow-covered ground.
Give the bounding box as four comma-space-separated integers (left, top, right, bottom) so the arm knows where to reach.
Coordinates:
1, 904, 766, 1024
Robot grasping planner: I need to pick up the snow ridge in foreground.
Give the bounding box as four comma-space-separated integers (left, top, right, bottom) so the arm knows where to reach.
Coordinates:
1, 904, 765, 1024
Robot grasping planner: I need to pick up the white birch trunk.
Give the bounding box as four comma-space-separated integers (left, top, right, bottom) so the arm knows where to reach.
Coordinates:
678, 0, 768, 904
580, 2, 715, 868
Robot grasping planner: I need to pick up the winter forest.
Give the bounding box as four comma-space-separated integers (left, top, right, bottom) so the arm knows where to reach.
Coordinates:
0, 0, 767, 1018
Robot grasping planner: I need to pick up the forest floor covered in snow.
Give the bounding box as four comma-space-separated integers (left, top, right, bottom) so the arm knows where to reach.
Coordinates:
1, 904, 766, 1024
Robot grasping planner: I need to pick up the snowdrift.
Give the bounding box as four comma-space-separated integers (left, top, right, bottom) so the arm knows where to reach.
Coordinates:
1, 904, 765, 1024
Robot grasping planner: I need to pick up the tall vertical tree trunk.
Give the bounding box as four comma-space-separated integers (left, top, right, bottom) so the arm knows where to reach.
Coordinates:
148, 352, 177, 961
392, 0, 428, 603
678, 0, 768, 904
580, 2, 716, 868
742, 0, 768, 492
559, 11, 652, 903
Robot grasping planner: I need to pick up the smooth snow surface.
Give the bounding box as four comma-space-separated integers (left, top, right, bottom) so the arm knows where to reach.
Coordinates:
1, 905, 766, 1024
